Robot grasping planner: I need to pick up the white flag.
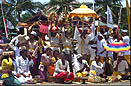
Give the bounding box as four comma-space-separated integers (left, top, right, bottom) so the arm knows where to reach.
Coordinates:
73, 26, 80, 40
7, 20, 14, 29
107, 5, 113, 28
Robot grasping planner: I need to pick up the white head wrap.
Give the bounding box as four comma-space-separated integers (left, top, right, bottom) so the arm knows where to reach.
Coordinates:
30, 31, 36, 36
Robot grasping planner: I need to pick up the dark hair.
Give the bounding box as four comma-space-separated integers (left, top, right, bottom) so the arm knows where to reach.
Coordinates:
53, 50, 59, 61
53, 50, 59, 54
1, 55, 9, 62
18, 27, 24, 35
46, 48, 52, 52
20, 49, 27, 56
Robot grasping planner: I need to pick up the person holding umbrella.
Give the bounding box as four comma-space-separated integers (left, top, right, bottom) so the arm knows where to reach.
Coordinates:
77, 27, 90, 56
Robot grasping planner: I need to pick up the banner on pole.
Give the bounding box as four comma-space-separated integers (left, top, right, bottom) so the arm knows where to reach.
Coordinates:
107, 5, 114, 28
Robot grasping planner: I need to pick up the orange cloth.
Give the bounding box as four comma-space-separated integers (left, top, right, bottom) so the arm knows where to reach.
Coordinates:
100, 56, 104, 64
48, 57, 56, 75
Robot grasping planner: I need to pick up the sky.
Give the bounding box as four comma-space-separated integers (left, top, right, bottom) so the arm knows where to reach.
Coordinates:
33, 0, 130, 7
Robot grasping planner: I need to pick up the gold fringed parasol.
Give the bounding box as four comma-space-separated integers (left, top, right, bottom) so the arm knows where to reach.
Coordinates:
69, 4, 97, 17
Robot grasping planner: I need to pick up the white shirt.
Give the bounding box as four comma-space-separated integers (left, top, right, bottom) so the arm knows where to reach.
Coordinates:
107, 36, 114, 58
77, 34, 90, 55
14, 46, 20, 58
74, 59, 89, 74
97, 39, 107, 56
13, 39, 20, 58
17, 56, 30, 74
122, 36, 130, 45
12, 59, 18, 75
72, 54, 78, 63
53, 59, 70, 76
122, 36, 130, 55
107, 36, 114, 44
90, 61, 104, 76
113, 60, 129, 74
9, 34, 29, 50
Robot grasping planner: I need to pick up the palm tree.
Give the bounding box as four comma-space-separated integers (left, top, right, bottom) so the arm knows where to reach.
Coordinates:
2, 0, 44, 22
45, 0, 81, 15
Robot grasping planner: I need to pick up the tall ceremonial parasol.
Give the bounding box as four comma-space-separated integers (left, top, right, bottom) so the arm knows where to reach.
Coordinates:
69, 4, 97, 55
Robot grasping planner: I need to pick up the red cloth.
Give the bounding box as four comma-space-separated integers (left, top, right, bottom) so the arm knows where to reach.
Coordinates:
55, 72, 74, 82
39, 24, 48, 34
32, 57, 37, 74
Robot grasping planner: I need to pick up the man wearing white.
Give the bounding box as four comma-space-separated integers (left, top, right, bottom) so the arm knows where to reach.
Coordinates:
121, 30, 130, 65
97, 33, 107, 63
103, 32, 114, 61
73, 54, 90, 77
88, 25, 97, 64
9, 27, 29, 51
113, 52, 129, 79
13, 40, 20, 58
17, 49, 33, 83
90, 56, 104, 77
77, 27, 90, 56
12, 52, 25, 84
107, 34, 114, 60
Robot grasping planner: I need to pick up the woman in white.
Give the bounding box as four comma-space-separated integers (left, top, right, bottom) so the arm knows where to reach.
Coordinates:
53, 52, 74, 83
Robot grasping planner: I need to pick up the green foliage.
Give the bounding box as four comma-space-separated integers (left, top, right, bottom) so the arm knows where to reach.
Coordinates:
21, 12, 33, 21
94, 0, 128, 29
46, 0, 81, 15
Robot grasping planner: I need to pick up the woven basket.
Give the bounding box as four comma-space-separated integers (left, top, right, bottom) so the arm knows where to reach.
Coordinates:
33, 78, 43, 83
47, 75, 55, 82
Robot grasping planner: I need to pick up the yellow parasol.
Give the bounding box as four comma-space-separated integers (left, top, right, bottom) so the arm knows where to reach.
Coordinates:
70, 4, 96, 17
69, 4, 97, 55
